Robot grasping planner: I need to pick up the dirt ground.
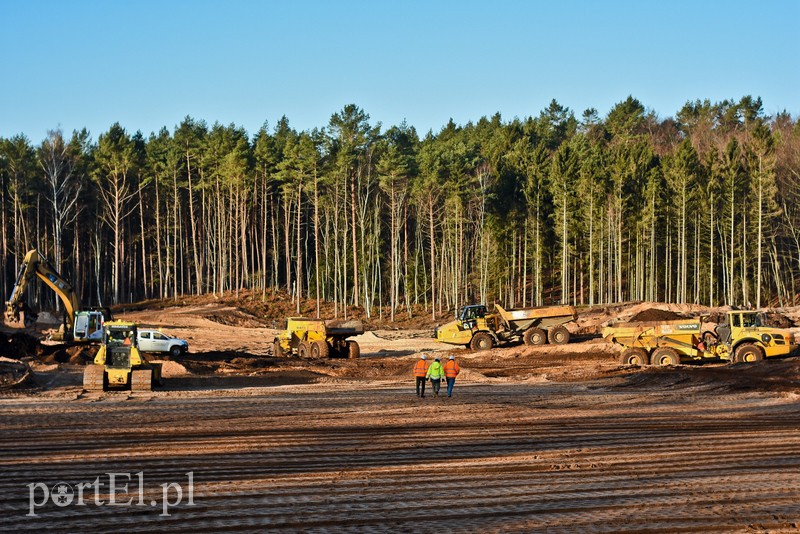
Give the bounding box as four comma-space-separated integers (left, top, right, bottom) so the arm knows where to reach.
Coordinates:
1, 301, 800, 531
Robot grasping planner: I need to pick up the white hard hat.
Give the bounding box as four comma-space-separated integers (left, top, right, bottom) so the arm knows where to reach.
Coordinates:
449, 355, 455, 360
420, 354, 427, 360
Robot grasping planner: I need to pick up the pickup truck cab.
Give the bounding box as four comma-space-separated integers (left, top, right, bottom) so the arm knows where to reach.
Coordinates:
137, 329, 189, 357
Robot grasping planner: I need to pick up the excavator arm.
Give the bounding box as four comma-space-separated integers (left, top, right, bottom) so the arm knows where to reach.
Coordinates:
5, 249, 80, 329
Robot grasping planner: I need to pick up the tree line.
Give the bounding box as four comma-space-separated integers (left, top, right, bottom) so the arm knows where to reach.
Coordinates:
2, 96, 799, 321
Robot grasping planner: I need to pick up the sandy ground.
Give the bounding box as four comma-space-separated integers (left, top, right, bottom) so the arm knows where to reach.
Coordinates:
1, 302, 800, 531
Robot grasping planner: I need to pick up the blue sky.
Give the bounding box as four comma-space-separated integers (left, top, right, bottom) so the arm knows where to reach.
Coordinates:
1, 0, 797, 141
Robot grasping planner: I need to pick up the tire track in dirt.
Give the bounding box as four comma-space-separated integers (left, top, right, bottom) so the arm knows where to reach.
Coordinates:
1, 380, 800, 531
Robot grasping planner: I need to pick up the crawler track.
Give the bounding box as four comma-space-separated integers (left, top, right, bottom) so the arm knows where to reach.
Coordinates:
1, 378, 799, 531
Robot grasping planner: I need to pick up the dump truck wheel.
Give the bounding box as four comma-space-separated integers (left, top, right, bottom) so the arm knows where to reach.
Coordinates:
548, 325, 570, 345
347, 341, 360, 359
131, 369, 152, 391
523, 327, 546, 346
273, 339, 284, 357
619, 348, 648, 366
298, 341, 310, 358
651, 347, 680, 366
470, 332, 494, 351
83, 364, 105, 391
311, 340, 331, 358
735, 343, 763, 363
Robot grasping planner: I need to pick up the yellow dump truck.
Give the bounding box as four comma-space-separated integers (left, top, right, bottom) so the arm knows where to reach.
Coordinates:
274, 317, 363, 359
83, 321, 163, 391
434, 304, 578, 351
604, 309, 796, 366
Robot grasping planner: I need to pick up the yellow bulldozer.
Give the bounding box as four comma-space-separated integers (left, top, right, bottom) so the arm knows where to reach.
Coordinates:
604, 309, 797, 366
274, 317, 363, 359
83, 321, 162, 391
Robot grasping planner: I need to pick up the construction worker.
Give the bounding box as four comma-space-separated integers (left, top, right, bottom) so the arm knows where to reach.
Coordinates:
426, 356, 446, 398
443, 355, 460, 397
413, 354, 430, 397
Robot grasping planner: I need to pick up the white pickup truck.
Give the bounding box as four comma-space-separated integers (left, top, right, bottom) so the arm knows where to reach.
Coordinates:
137, 329, 189, 357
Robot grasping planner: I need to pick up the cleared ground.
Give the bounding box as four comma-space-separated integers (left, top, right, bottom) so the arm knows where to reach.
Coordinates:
1, 302, 800, 531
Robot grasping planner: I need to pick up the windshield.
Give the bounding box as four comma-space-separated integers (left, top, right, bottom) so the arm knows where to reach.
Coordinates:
105, 327, 138, 347
459, 306, 487, 321
741, 312, 763, 328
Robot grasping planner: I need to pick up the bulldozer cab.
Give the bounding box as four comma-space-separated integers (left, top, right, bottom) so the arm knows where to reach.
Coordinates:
104, 324, 138, 348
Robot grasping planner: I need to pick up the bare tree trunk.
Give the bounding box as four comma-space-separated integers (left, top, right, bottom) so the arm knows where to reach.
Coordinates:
350, 171, 358, 307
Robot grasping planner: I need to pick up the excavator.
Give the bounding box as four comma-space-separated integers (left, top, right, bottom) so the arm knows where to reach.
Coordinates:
4, 249, 111, 342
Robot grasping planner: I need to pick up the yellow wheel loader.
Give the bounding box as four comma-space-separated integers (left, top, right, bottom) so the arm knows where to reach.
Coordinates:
83, 321, 162, 391
274, 318, 363, 359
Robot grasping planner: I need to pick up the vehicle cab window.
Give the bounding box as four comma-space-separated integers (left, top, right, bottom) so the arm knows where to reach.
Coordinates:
140, 332, 151, 339
154, 333, 168, 340
742, 313, 761, 327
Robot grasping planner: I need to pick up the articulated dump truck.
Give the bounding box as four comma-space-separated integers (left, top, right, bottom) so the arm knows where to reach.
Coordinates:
435, 304, 578, 351
274, 317, 364, 359
604, 309, 797, 366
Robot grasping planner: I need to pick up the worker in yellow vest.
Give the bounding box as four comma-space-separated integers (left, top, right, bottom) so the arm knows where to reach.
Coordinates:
426, 357, 446, 398
443, 355, 460, 397
413, 354, 430, 398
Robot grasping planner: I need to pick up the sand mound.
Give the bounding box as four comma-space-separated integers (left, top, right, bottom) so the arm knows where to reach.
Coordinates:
159, 360, 188, 377
629, 309, 688, 322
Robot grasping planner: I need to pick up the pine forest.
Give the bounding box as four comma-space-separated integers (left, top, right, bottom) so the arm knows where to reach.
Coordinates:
2, 96, 800, 320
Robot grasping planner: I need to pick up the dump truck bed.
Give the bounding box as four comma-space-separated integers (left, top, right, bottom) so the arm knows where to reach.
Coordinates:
494, 304, 577, 331
603, 319, 701, 342
324, 319, 364, 336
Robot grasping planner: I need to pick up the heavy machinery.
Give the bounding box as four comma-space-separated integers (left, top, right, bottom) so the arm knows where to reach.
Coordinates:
434, 303, 578, 351
83, 321, 162, 391
274, 317, 363, 359
604, 309, 797, 366
4, 249, 110, 341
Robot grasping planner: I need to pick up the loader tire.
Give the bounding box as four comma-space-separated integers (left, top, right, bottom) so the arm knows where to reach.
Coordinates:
619, 348, 648, 366
347, 341, 360, 359
470, 332, 494, 351
273, 339, 285, 357
548, 325, 570, 345
131, 369, 152, 391
651, 347, 680, 366
297, 341, 310, 358
735, 343, 763, 363
311, 340, 331, 359
83, 364, 105, 391
523, 327, 547, 346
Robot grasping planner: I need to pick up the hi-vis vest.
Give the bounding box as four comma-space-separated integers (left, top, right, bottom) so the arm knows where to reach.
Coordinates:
444, 360, 460, 378
414, 359, 429, 377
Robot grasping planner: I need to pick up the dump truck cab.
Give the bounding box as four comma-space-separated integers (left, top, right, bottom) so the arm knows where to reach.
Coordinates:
709, 310, 796, 363
83, 321, 162, 391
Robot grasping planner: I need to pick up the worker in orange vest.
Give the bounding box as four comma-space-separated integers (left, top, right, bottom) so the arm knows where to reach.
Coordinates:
444, 355, 460, 397
413, 354, 430, 398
